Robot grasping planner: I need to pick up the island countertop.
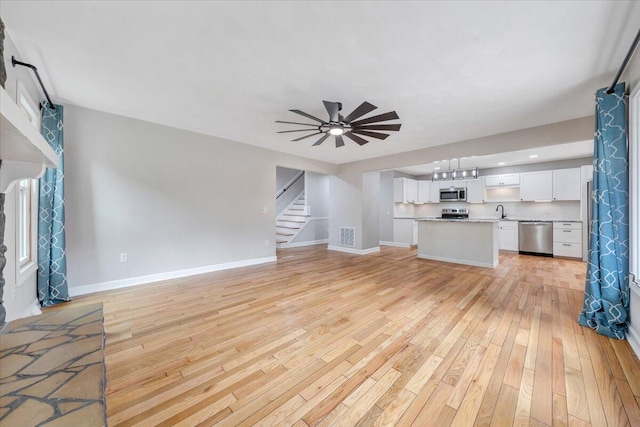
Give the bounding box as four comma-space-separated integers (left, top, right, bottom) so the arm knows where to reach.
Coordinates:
416, 218, 499, 223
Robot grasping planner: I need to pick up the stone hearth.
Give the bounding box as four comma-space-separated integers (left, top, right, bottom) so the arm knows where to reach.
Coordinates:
0, 303, 106, 426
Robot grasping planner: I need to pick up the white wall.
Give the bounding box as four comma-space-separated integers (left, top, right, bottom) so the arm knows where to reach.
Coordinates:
62, 105, 336, 291
328, 175, 362, 249
2, 33, 44, 321
305, 172, 329, 218
275, 166, 300, 192
361, 171, 380, 250
379, 171, 394, 242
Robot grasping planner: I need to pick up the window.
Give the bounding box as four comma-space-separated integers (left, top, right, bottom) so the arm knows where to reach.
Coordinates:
18, 179, 37, 267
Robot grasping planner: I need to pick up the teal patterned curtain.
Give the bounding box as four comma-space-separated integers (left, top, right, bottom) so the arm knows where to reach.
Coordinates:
578, 83, 629, 339
38, 102, 69, 306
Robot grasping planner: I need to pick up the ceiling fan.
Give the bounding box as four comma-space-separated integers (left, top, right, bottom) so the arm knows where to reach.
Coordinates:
276, 101, 401, 147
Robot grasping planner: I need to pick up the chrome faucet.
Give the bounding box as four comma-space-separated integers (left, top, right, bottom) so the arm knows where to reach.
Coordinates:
496, 204, 506, 219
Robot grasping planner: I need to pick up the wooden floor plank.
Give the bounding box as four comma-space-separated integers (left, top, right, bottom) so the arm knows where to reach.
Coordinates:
46, 245, 638, 427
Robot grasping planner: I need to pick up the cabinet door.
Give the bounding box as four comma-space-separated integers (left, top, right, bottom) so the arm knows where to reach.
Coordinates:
501, 174, 520, 186
553, 168, 581, 201
429, 182, 441, 203
406, 179, 418, 203
484, 175, 502, 187
439, 180, 457, 189
417, 180, 430, 203
520, 171, 552, 201
498, 226, 519, 251
466, 179, 485, 203
393, 178, 405, 203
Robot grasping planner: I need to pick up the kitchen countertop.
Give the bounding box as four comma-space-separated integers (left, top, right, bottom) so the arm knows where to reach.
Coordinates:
417, 218, 498, 223
394, 216, 581, 222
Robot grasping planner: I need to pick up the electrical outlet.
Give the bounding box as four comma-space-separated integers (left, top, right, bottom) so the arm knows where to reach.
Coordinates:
261, 207, 268, 214
119, 253, 128, 263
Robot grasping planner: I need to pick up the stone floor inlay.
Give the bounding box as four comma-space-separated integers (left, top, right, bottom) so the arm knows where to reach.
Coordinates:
0, 303, 107, 426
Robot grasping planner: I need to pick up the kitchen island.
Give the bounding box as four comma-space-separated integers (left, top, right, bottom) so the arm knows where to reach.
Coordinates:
417, 218, 499, 268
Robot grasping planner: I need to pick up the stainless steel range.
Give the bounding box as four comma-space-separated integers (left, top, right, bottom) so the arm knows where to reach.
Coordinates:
440, 208, 469, 219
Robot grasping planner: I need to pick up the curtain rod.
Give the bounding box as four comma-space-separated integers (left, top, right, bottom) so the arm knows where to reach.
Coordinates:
606, 27, 640, 94
11, 56, 56, 110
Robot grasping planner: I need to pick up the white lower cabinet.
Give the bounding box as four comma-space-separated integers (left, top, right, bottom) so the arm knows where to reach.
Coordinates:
393, 219, 417, 246
553, 221, 582, 258
498, 221, 519, 251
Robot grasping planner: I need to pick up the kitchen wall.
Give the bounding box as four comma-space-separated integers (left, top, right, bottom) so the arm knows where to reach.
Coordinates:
63, 105, 337, 293
2, 32, 45, 321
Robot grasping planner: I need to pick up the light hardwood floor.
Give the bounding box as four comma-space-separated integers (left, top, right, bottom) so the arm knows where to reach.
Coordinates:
62, 245, 640, 426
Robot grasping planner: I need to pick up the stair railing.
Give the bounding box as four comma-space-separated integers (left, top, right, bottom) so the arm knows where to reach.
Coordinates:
276, 171, 305, 200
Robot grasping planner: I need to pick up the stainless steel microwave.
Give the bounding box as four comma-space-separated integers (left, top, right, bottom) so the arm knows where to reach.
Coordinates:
439, 187, 466, 202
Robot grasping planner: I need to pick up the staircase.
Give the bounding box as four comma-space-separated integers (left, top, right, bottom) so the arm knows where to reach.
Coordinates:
276, 192, 310, 248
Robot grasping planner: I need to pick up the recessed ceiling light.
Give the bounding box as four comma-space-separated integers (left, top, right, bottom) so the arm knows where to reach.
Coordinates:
529, 154, 538, 158
498, 162, 506, 165
434, 167, 441, 170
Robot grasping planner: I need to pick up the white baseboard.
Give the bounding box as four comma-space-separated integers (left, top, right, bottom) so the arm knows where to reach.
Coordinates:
328, 245, 381, 255
628, 324, 640, 360
68, 256, 278, 297
417, 254, 498, 268
280, 239, 328, 248
379, 241, 411, 248
22, 298, 42, 318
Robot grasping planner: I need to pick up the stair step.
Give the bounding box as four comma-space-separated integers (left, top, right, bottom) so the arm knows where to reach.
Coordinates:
276, 239, 287, 244
283, 213, 310, 217
277, 225, 301, 230
289, 208, 305, 211
276, 231, 294, 236
278, 219, 305, 224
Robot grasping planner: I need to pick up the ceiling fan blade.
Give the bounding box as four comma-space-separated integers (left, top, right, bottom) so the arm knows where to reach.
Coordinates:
289, 109, 326, 124
343, 101, 377, 123
352, 124, 402, 132
278, 129, 322, 133
344, 132, 369, 146
349, 111, 399, 127
312, 134, 331, 146
275, 120, 319, 127
351, 129, 390, 140
292, 131, 324, 142
335, 135, 345, 148
323, 101, 340, 122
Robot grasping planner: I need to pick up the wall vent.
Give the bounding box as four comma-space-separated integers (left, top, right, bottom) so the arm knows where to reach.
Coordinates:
340, 227, 355, 248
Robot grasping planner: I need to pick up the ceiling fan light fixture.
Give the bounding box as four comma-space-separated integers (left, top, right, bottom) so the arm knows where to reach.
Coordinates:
329, 125, 344, 136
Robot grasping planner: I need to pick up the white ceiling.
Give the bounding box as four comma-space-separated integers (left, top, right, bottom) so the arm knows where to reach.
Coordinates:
394, 140, 593, 176
2, 1, 639, 165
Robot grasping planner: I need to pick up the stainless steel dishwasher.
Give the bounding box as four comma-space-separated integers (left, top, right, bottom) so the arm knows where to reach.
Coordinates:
518, 221, 553, 256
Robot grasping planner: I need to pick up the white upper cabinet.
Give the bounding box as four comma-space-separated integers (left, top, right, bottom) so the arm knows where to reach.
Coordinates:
393, 177, 418, 203
466, 179, 485, 203
438, 180, 460, 189
417, 180, 440, 203
484, 173, 520, 187
552, 168, 581, 201
520, 170, 553, 201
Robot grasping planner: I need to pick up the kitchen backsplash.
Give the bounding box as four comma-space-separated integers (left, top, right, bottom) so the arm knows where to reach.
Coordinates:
396, 200, 581, 220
